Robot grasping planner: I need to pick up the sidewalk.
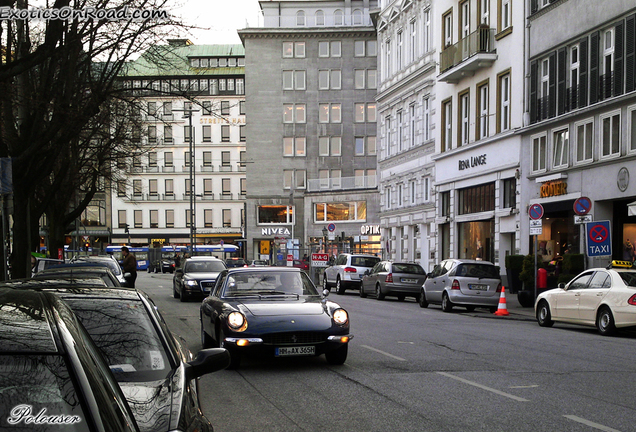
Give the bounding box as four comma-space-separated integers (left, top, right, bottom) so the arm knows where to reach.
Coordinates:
489, 289, 536, 320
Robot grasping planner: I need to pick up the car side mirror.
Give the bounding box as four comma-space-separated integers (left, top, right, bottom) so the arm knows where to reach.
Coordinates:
558, 282, 565, 289
124, 272, 131, 278
364, 270, 370, 275
322, 288, 330, 298
185, 348, 230, 381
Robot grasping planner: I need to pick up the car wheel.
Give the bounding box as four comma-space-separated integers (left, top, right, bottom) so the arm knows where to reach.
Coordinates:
220, 330, 242, 369
419, 289, 429, 308
375, 284, 385, 300
359, 285, 368, 298
397, 295, 405, 301
336, 278, 345, 295
323, 276, 330, 292
325, 344, 348, 365
441, 292, 453, 312
596, 307, 617, 336
536, 300, 554, 327
465, 305, 475, 312
201, 321, 214, 348
173, 282, 180, 299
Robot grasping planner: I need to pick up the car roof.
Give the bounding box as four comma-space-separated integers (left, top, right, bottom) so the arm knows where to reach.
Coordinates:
0, 287, 66, 353
1, 279, 142, 299
40, 264, 115, 273
2, 278, 113, 290
186, 256, 223, 261
225, 266, 302, 274
448, 259, 496, 265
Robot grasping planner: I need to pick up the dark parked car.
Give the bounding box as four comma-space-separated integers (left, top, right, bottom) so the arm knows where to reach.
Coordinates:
173, 256, 227, 301
161, 258, 176, 273
225, 257, 248, 268
70, 255, 128, 286
201, 267, 352, 369
33, 262, 123, 286
420, 259, 502, 312
1, 280, 230, 432
0, 287, 140, 432
31, 257, 65, 276
361, 261, 427, 301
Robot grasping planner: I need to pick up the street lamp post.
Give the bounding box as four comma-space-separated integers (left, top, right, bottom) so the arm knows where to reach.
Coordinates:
322, 227, 328, 255
172, 107, 199, 255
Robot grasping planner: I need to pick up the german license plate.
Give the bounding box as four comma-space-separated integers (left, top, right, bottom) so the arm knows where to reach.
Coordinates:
401, 278, 417, 283
275, 346, 315, 357
469, 284, 487, 291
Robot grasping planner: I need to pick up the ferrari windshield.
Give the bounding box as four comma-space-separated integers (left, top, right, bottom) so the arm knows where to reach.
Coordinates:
222, 271, 319, 297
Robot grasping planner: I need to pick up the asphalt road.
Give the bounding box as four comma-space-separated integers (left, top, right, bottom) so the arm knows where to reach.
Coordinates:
136, 271, 636, 432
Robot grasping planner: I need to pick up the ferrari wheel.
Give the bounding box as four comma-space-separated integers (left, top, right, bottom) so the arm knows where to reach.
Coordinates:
419, 289, 429, 308
597, 307, 616, 336
375, 284, 385, 300
536, 301, 554, 327
325, 344, 348, 365
441, 292, 453, 312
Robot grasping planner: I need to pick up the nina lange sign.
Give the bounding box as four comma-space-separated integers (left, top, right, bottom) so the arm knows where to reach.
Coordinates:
458, 154, 487, 171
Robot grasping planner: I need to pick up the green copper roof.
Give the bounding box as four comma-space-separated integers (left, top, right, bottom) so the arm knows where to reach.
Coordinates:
121, 42, 245, 78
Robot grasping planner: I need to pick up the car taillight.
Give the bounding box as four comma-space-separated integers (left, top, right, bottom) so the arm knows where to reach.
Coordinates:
628, 294, 636, 306
344, 267, 357, 273
451, 280, 460, 290
385, 273, 393, 283
496, 283, 502, 292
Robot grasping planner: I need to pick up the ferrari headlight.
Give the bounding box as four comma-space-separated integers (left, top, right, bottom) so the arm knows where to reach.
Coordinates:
227, 312, 247, 331
333, 308, 349, 325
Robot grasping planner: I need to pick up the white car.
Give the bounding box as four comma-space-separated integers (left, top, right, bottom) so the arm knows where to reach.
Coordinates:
323, 253, 381, 295
535, 261, 636, 335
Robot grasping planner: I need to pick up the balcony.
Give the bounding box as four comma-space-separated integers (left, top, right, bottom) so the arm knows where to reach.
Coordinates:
220, 193, 233, 200
201, 193, 215, 200
201, 165, 214, 172
219, 165, 233, 172
307, 175, 377, 192
438, 27, 497, 84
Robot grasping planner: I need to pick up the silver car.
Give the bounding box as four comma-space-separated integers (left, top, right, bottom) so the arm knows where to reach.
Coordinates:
361, 261, 427, 301
420, 259, 502, 312
323, 253, 381, 295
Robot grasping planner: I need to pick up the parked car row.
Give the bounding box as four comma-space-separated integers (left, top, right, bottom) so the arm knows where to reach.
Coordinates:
1, 256, 231, 431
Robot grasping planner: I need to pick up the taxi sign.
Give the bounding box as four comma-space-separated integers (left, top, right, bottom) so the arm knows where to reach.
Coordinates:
586, 220, 611, 257
607, 260, 635, 269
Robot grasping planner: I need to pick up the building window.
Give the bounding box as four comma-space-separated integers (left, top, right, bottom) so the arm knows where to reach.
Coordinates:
148, 179, 158, 196
221, 151, 230, 167
164, 125, 172, 143
422, 97, 430, 141
397, 31, 403, 70
148, 126, 157, 143
458, 183, 495, 215
442, 98, 452, 152
315, 10, 325, 26
502, 178, 516, 209
184, 125, 192, 143
575, 118, 594, 163
222, 178, 231, 196
258, 205, 293, 224
384, 39, 391, 78
118, 210, 127, 228
498, 72, 511, 132
165, 179, 173, 196
165, 209, 174, 228
221, 125, 230, 142
150, 210, 158, 228
601, 111, 620, 158
443, 10, 453, 48
477, 82, 489, 139
163, 102, 172, 116
423, 177, 430, 202
480, 0, 489, 25
459, 91, 470, 146
134, 210, 142, 228
319, 103, 341, 123
410, 20, 417, 63
409, 180, 417, 205
441, 191, 450, 217
133, 179, 142, 196
117, 181, 126, 197
283, 42, 305, 58
355, 40, 365, 56
423, 9, 431, 52
223, 209, 231, 228
185, 209, 192, 228
355, 137, 365, 156
499, 0, 511, 31
354, 69, 365, 89
283, 104, 306, 123
202, 125, 211, 142
397, 111, 403, 152
334, 9, 343, 26
314, 202, 367, 222
203, 178, 213, 196
296, 10, 305, 26
240, 178, 246, 196
629, 106, 636, 153
204, 209, 213, 228
409, 104, 417, 147
385, 187, 392, 210
283, 137, 306, 157
552, 128, 569, 169
532, 133, 547, 173
164, 152, 173, 167
282, 70, 306, 90
352, 9, 363, 25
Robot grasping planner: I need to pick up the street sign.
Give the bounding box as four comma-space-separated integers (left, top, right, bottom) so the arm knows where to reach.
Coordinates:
529, 219, 543, 227
530, 227, 543, 235
574, 215, 593, 224
311, 253, 329, 267
573, 196, 592, 215
586, 220, 612, 257
528, 203, 544, 220
327, 223, 336, 232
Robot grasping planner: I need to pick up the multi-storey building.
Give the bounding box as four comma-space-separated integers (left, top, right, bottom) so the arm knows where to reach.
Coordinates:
374, 0, 437, 270
432, 0, 524, 275
521, 2, 636, 266
239, 0, 381, 263
113, 40, 247, 253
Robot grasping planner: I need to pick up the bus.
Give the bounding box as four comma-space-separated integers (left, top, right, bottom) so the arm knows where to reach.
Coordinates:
105, 244, 241, 271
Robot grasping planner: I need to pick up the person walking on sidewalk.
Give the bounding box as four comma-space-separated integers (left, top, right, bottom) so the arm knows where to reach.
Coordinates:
121, 246, 137, 288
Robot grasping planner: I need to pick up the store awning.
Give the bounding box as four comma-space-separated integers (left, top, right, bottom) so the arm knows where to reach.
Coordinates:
628, 201, 636, 217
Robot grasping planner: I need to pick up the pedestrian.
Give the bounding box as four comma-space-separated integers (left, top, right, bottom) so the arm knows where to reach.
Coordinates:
174, 252, 181, 268
121, 246, 137, 288
624, 239, 634, 261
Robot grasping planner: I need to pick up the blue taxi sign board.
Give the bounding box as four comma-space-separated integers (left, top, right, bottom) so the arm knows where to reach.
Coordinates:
586, 220, 612, 257
528, 203, 544, 220
574, 196, 592, 215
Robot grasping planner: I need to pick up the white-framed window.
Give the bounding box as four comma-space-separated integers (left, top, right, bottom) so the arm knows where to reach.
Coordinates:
354, 69, 365, 89
409, 180, 417, 205
410, 104, 417, 147
330, 137, 342, 156
532, 133, 547, 173
443, 11, 453, 47
552, 128, 569, 169
384, 39, 392, 78
423, 177, 430, 202
315, 10, 324, 26
283, 137, 306, 157
318, 69, 341, 90
331, 41, 341, 57
574, 118, 594, 163
410, 20, 417, 63
480, 0, 489, 25
423, 9, 431, 52
334, 9, 343, 26
601, 110, 620, 158
442, 99, 452, 152
478, 82, 489, 139
367, 70, 377, 89
603, 28, 614, 78
319, 103, 341, 123
397, 184, 404, 207
385, 187, 392, 210
385, 116, 392, 157
282, 70, 306, 90
355, 137, 365, 156
460, 92, 470, 146
500, 0, 511, 31
397, 31, 403, 70
331, 169, 342, 187
354, 40, 365, 57
319, 170, 329, 188
367, 40, 377, 56
499, 72, 511, 132
397, 110, 403, 152
367, 136, 377, 155
296, 10, 306, 26
352, 9, 363, 25
319, 41, 329, 57
461, 1, 470, 39
570, 44, 579, 98
423, 97, 430, 141
629, 105, 636, 154
283, 104, 306, 123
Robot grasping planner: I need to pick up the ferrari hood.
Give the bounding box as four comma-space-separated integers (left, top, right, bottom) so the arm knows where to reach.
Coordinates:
239, 300, 325, 317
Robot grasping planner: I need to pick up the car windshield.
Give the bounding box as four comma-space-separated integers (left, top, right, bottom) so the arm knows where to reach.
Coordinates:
0, 355, 88, 431
392, 263, 425, 274
455, 264, 500, 279
617, 271, 636, 287
222, 271, 319, 297
185, 261, 226, 273
63, 297, 171, 383
351, 257, 381, 267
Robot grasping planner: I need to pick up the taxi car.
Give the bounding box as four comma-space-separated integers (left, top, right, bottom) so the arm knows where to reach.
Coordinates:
201, 267, 352, 369
535, 261, 636, 335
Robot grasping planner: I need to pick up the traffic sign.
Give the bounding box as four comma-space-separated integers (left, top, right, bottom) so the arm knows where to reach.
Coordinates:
574, 196, 592, 215
586, 220, 612, 257
528, 203, 544, 220
530, 227, 543, 235
574, 215, 593, 224
529, 219, 542, 227
327, 223, 336, 232
311, 253, 329, 267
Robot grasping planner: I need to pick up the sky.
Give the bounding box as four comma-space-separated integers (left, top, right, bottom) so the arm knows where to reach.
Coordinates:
171, 0, 262, 45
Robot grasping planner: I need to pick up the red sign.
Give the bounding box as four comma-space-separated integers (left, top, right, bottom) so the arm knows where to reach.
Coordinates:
528, 203, 544, 220
287, 254, 293, 261
311, 253, 329, 262
573, 196, 592, 215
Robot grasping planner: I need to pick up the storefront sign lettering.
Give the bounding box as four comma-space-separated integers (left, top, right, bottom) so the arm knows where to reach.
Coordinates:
261, 227, 291, 236
199, 117, 245, 125
360, 225, 380, 235
540, 181, 567, 198
458, 154, 487, 171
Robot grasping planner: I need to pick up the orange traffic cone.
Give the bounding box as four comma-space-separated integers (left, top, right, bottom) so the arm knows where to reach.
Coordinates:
493, 286, 510, 316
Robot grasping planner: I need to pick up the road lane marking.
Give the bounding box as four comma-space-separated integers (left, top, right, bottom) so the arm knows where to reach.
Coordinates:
509, 385, 539, 389
360, 345, 406, 361
437, 372, 529, 402
563, 415, 622, 432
